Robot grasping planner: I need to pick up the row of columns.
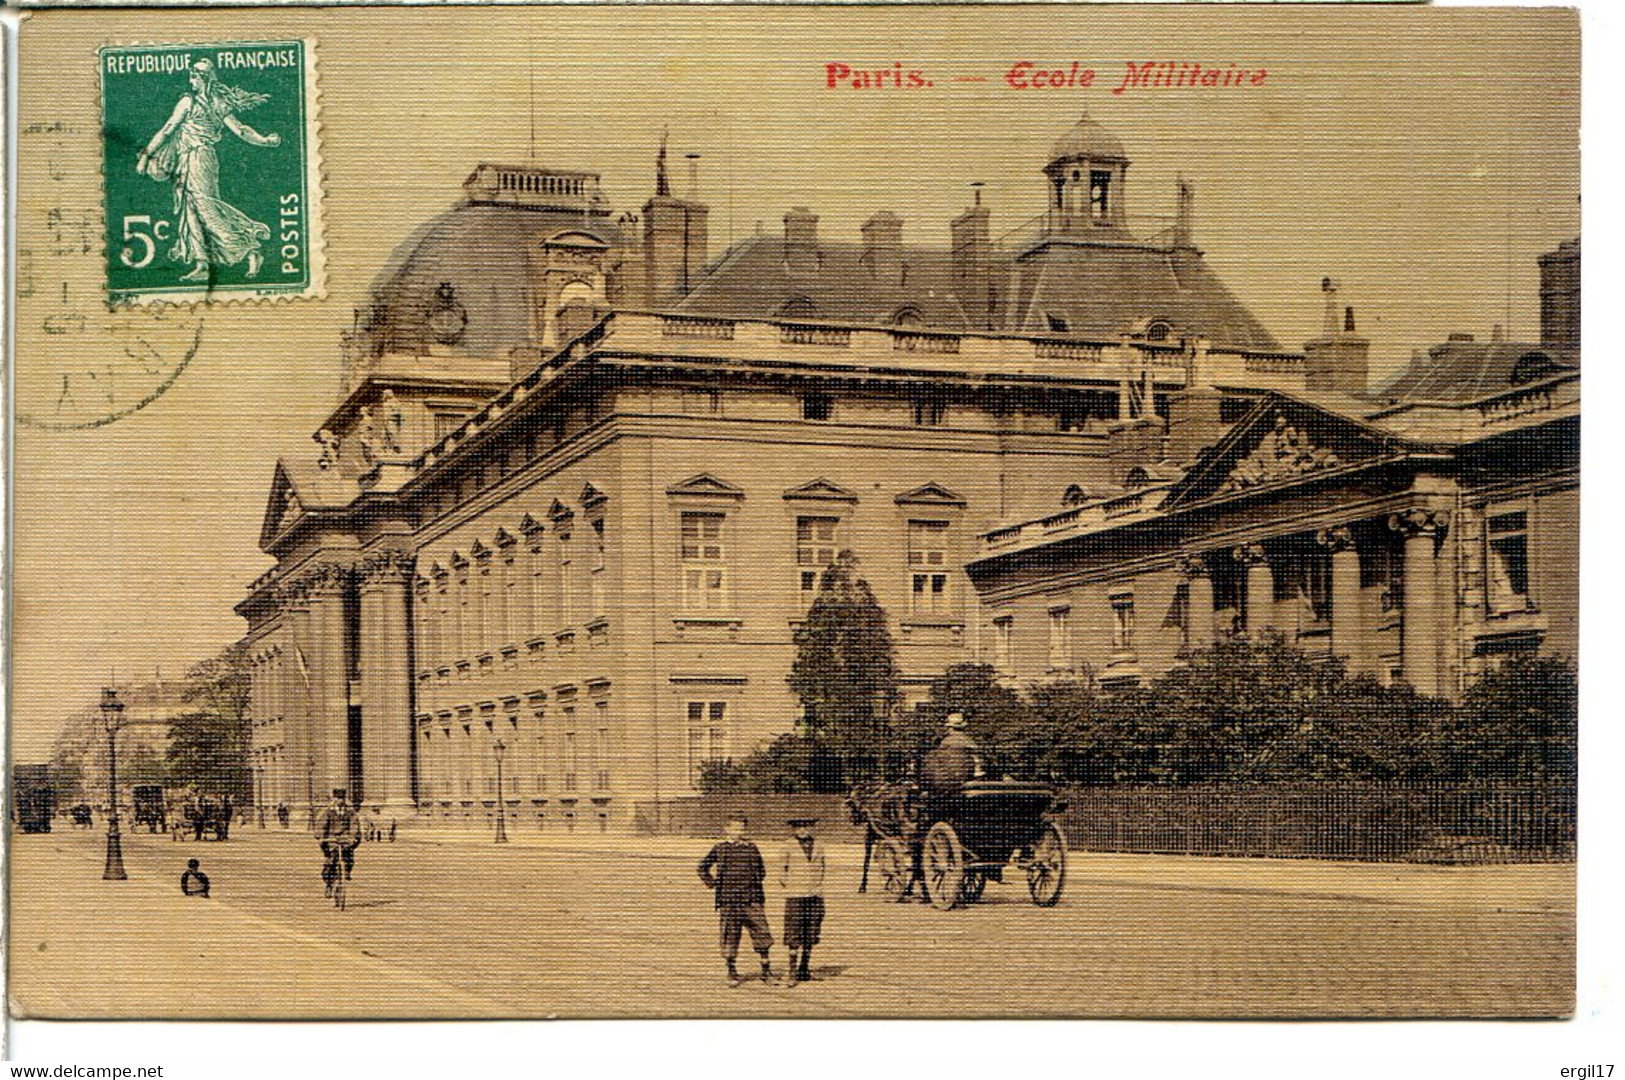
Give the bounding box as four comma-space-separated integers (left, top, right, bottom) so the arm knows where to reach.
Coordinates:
1178, 506, 1450, 695
255, 550, 417, 818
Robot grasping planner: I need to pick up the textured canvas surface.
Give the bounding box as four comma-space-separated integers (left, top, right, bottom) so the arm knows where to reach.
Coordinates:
8, 3, 1584, 1038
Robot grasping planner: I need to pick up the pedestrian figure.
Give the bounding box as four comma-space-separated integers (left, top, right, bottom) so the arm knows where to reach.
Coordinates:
316, 788, 361, 895
779, 817, 827, 985
180, 858, 211, 898
698, 816, 775, 987
277, 803, 290, 829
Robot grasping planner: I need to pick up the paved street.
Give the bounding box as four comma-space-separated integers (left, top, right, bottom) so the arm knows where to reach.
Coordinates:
9, 825, 1574, 1019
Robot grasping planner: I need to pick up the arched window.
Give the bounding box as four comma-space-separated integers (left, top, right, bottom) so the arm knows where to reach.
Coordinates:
1510, 351, 1561, 385
891, 305, 924, 327
776, 296, 818, 319
1146, 320, 1173, 342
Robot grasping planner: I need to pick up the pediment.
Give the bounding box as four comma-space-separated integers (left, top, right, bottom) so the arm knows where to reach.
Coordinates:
580, 481, 608, 508
894, 482, 967, 508
258, 460, 304, 550
1162, 395, 1406, 510
519, 513, 545, 536
449, 550, 470, 569
548, 498, 574, 520
782, 478, 858, 503
493, 527, 519, 549
470, 539, 492, 560
666, 473, 746, 500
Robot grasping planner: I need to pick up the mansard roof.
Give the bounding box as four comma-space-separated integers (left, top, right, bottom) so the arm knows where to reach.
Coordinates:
1004, 240, 1281, 351
1373, 339, 1579, 403
674, 237, 972, 329
355, 202, 631, 360
675, 231, 1282, 352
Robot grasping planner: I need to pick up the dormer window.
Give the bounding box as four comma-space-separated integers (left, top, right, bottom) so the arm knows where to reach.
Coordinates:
1089, 171, 1111, 219
1146, 320, 1172, 342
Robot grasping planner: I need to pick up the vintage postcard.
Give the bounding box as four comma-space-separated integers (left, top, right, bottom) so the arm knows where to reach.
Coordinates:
9, 3, 1582, 1030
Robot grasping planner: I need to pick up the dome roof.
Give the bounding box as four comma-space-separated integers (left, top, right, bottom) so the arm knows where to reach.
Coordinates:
1049, 114, 1128, 164
357, 201, 628, 358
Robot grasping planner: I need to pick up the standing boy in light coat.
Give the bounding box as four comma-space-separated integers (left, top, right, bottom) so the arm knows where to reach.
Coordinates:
778, 817, 827, 985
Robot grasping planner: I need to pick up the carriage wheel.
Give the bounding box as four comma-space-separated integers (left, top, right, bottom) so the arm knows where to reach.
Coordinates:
959, 870, 988, 904
873, 838, 911, 902
1026, 821, 1067, 907
923, 822, 965, 911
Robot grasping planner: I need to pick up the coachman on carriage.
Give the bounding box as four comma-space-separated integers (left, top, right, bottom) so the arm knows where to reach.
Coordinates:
845, 713, 1068, 910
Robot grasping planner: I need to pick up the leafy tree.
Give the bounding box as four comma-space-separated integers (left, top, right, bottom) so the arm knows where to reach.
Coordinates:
787, 553, 900, 779
167, 643, 252, 802
1135, 632, 1451, 784
1447, 655, 1577, 785
1028, 678, 1170, 784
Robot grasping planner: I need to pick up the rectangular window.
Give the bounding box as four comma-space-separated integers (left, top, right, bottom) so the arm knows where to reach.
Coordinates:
562, 713, 578, 792
908, 519, 951, 615
913, 398, 946, 427
557, 526, 574, 627
531, 708, 547, 793
680, 511, 728, 611
681, 388, 721, 416
802, 393, 833, 422
1487, 509, 1532, 613
594, 709, 611, 790
797, 516, 840, 607
1048, 606, 1072, 670
433, 410, 469, 442
454, 569, 469, 659
686, 701, 729, 788
590, 517, 606, 616
1111, 593, 1136, 653
1089, 170, 1111, 218
993, 615, 1013, 672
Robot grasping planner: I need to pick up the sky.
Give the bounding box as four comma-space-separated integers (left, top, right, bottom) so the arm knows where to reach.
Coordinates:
11, 4, 1581, 759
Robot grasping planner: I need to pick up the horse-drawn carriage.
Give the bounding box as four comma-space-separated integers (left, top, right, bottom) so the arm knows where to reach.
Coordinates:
132, 784, 167, 833
848, 779, 1068, 910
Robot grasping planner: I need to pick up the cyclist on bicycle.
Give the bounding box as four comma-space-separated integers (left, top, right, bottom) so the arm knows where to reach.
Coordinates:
316, 788, 360, 896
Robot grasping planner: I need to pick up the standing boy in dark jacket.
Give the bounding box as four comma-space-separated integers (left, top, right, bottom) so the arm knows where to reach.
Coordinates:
698, 816, 775, 987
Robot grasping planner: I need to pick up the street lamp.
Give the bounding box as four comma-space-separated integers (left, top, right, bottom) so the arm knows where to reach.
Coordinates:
100, 688, 127, 881
493, 739, 508, 844
256, 766, 267, 828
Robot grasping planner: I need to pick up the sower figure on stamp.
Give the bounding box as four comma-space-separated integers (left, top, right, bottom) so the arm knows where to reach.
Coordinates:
779, 817, 827, 986
698, 816, 775, 987
136, 59, 279, 283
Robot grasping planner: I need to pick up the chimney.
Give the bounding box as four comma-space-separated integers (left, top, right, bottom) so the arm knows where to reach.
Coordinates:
1303, 278, 1370, 395
951, 187, 994, 330
1538, 237, 1580, 350
783, 207, 819, 273
642, 138, 709, 302
1173, 176, 1196, 249
861, 212, 903, 285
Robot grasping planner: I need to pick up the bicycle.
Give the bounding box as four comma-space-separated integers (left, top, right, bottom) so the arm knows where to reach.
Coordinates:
321, 841, 349, 910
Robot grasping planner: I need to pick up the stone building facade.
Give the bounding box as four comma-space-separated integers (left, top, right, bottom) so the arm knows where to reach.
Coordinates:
239, 117, 1572, 828
964, 247, 1580, 698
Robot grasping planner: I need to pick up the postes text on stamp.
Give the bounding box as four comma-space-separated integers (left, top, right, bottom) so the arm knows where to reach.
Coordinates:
99, 40, 323, 305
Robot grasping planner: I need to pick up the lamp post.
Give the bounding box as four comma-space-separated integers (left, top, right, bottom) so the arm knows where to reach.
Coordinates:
100, 688, 127, 881
256, 766, 267, 828
493, 739, 509, 844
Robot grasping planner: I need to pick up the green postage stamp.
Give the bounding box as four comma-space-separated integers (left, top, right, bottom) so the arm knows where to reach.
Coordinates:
99, 40, 324, 304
